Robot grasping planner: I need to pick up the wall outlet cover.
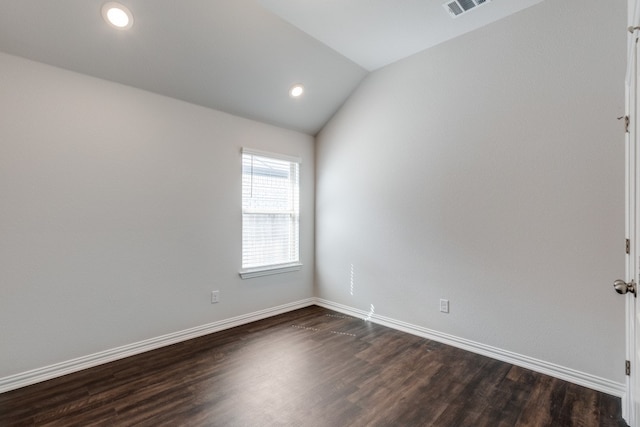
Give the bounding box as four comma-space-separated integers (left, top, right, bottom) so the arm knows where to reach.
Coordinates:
439, 299, 449, 313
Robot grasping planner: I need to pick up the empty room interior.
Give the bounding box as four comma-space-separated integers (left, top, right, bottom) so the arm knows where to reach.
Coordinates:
0, 0, 631, 425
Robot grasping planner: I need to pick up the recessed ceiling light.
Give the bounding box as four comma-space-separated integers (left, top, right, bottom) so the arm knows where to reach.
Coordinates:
102, 2, 133, 30
289, 84, 304, 98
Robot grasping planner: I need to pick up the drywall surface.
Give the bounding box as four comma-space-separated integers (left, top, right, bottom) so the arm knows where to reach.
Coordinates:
316, 0, 626, 382
0, 52, 314, 378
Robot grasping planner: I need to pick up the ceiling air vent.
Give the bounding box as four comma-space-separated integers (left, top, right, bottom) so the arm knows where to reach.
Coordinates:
443, 0, 491, 18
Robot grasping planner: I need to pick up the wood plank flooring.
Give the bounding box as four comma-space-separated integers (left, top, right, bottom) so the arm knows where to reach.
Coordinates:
0, 305, 628, 426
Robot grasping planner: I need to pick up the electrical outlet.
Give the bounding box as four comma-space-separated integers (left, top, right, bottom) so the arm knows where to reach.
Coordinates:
211, 290, 220, 304
439, 299, 449, 313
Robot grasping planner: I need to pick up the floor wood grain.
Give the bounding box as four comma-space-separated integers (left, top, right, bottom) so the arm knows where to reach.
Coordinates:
0, 306, 628, 426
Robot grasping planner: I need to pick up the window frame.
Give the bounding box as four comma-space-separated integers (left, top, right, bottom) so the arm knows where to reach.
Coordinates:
239, 148, 302, 279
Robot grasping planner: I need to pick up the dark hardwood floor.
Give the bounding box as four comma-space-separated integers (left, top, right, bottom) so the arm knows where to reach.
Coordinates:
0, 305, 628, 426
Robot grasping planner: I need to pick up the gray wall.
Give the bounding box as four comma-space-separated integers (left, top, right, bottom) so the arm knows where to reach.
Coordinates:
0, 52, 314, 378
316, 0, 626, 382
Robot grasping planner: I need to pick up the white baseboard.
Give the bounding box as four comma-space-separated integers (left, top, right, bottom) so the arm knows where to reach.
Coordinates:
314, 298, 627, 399
0, 297, 627, 400
0, 298, 315, 394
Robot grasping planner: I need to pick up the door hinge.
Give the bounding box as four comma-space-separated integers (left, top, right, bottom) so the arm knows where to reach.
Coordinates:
627, 238, 631, 254
626, 360, 631, 376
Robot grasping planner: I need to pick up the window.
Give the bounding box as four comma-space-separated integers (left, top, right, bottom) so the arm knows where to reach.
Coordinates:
240, 149, 301, 278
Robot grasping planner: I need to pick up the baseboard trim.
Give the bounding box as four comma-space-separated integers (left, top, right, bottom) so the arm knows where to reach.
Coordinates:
1, 297, 626, 399
314, 298, 626, 398
0, 298, 315, 394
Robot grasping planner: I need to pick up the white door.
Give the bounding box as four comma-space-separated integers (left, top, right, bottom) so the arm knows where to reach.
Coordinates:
624, 3, 640, 424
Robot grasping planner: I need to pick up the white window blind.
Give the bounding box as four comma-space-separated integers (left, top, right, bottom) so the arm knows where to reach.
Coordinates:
241, 149, 300, 275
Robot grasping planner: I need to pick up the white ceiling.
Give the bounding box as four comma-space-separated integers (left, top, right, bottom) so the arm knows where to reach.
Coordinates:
260, 0, 544, 71
0, 0, 544, 135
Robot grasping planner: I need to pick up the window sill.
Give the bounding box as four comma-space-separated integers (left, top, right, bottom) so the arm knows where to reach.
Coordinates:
239, 263, 303, 279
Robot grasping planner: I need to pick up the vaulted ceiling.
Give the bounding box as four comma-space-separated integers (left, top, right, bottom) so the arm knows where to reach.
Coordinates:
0, 0, 543, 135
